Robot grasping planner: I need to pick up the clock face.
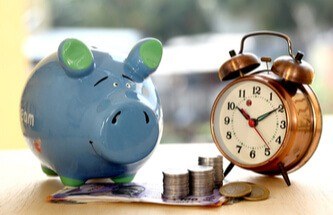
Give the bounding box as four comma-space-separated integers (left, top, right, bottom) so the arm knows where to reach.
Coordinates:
212, 79, 287, 166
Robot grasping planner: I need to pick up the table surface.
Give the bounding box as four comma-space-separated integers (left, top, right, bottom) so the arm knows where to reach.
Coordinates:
1, 117, 333, 214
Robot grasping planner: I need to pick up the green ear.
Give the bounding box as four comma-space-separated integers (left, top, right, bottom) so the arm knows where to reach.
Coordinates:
124, 38, 163, 82
139, 39, 163, 70
58, 38, 95, 78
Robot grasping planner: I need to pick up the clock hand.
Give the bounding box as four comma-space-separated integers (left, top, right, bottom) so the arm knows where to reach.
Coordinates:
237, 106, 270, 149
256, 107, 279, 122
236, 107, 251, 120
253, 125, 270, 150
237, 107, 258, 127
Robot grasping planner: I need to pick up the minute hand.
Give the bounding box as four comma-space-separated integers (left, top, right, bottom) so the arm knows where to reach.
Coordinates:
256, 107, 279, 122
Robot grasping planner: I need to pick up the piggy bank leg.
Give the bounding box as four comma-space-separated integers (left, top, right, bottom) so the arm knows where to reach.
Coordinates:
41, 165, 58, 176
111, 174, 136, 184
60, 176, 86, 187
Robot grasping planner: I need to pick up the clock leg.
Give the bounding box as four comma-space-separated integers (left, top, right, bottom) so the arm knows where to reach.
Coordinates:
278, 162, 291, 186
224, 162, 235, 178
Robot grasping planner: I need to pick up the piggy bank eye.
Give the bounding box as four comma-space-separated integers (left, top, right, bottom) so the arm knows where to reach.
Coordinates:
113, 82, 119, 87
126, 83, 131, 88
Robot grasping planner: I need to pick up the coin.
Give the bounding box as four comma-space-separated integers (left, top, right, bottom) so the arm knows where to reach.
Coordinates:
244, 183, 270, 201
188, 165, 214, 174
163, 169, 189, 177
198, 156, 224, 188
162, 193, 188, 200
188, 165, 215, 197
162, 168, 190, 199
219, 182, 252, 198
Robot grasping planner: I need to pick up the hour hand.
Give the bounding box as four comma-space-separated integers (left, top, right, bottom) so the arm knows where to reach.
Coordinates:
256, 107, 279, 122
237, 107, 251, 120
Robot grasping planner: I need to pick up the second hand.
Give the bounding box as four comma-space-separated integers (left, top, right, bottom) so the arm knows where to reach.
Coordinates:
237, 106, 270, 150
252, 123, 270, 150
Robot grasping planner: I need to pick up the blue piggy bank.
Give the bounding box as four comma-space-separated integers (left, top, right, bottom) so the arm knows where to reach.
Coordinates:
20, 38, 163, 187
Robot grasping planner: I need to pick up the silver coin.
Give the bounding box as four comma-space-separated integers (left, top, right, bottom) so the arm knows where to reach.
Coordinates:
191, 187, 214, 192
191, 180, 214, 185
198, 160, 222, 165
190, 187, 214, 192
163, 168, 189, 176
163, 186, 189, 190
162, 168, 191, 200
190, 170, 214, 175
198, 156, 224, 188
191, 162, 218, 193
199, 156, 222, 163
163, 191, 189, 196
198, 160, 222, 164
163, 189, 189, 194
162, 193, 188, 200
188, 165, 214, 173
190, 174, 214, 179
164, 182, 189, 186
163, 183, 189, 188
198, 155, 222, 161
164, 185, 189, 190
190, 183, 214, 187
191, 190, 214, 196
163, 179, 189, 184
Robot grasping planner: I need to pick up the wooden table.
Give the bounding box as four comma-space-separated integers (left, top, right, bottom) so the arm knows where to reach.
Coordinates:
1, 117, 333, 214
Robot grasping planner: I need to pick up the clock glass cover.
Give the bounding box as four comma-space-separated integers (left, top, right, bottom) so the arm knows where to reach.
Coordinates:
212, 80, 287, 165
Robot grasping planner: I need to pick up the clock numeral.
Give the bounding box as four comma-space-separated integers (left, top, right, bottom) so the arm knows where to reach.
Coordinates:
265, 148, 271, 156
226, 131, 232, 139
278, 104, 284, 113
253, 86, 261, 95
280, 120, 286, 129
275, 136, 282, 144
224, 116, 230, 125
250, 150, 256, 159
227, 102, 236, 110
269, 92, 273, 101
239, 89, 246, 98
236, 145, 242, 153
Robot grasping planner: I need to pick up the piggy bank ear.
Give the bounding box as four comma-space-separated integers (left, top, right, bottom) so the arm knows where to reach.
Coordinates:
58, 38, 95, 78
124, 38, 163, 82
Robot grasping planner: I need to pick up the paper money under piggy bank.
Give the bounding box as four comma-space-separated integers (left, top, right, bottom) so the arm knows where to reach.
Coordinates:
20, 38, 163, 187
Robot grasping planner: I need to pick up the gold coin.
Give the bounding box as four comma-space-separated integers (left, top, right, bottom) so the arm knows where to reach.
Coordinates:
244, 183, 270, 201
219, 182, 252, 198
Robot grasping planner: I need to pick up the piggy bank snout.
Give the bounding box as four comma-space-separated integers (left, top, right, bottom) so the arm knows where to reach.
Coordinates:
98, 102, 159, 164
110, 108, 150, 125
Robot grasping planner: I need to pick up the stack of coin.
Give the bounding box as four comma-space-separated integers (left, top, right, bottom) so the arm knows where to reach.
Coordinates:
198, 155, 224, 188
188, 166, 214, 197
162, 169, 190, 199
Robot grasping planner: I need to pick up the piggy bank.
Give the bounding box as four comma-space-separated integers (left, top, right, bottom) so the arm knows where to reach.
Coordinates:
20, 38, 163, 187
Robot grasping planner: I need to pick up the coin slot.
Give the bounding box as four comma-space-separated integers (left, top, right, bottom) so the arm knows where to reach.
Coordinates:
143, 111, 149, 124
112, 111, 121, 124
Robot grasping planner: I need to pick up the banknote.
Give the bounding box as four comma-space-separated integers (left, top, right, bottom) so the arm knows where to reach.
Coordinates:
48, 182, 227, 207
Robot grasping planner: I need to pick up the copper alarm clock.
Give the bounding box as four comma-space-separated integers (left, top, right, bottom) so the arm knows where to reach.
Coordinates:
210, 31, 322, 186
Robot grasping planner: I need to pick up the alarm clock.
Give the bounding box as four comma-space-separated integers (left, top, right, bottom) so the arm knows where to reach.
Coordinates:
210, 31, 322, 186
